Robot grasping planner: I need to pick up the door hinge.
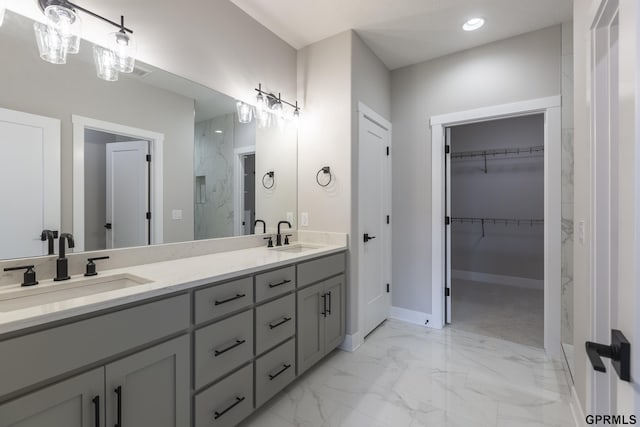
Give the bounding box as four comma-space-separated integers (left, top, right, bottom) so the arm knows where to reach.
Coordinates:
445, 287, 450, 297
445, 145, 450, 154
146, 212, 151, 220
445, 216, 450, 225
386, 283, 390, 293
386, 146, 390, 156
146, 154, 151, 162
386, 215, 390, 224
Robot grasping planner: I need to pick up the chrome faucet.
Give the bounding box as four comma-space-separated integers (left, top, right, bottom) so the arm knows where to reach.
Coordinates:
54, 233, 75, 281
276, 221, 292, 247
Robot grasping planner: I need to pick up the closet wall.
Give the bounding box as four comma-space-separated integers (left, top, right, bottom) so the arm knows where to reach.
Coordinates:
451, 114, 544, 284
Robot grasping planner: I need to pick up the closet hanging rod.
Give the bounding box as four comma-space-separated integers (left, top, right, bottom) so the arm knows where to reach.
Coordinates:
450, 144, 544, 160
451, 217, 544, 226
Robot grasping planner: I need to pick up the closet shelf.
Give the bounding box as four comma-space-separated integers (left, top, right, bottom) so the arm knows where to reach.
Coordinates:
450, 144, 544, 173
451, 217, 544, 238
450, 145, 544, 160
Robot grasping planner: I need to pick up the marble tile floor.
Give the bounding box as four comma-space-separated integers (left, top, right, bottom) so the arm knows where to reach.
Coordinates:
451, 279, 544, 348
241, 319, 574, 427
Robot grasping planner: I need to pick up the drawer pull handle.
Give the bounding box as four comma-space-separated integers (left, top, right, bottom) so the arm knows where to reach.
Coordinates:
269, 316, 292, 330
92, 396, 100, 427
214, 293, 246, 306
326, 291, 332, 315
214, 339, 246, 357
268, 279, 291, 288
321, 293, 327, 317
213, 396, 245, 420
268, 363, 292, 380
114, 386, 122, 427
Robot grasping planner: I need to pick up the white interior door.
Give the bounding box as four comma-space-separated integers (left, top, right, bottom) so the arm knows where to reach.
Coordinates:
0, 108, 60, 259
106, 141, 149, 249
359, 108, 392, 337
589, 0, 638, 415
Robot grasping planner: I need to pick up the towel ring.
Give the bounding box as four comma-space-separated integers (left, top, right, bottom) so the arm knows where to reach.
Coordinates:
316, 166, 332, 187
262, 171, 275, 189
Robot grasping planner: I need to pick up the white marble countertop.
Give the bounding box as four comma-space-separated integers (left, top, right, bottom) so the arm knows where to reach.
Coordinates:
0, 242, 346, 336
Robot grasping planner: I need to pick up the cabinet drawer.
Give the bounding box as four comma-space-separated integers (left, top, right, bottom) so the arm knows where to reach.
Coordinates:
0, 294, 189, 397
297, 252, 345, 288
255, 339, 296, 408
255, 294, 295, 354
195, 310, 253, 389
255, 266, 295, 302
194, 364, 253, 427
194, 277, 253, 324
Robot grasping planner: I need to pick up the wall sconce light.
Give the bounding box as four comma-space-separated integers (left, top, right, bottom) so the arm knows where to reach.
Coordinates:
34, 0, 136, 82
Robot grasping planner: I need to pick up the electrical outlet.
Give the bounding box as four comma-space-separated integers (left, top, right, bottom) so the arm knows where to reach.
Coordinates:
172, 209, 183, 220
286, 212, 294, 223
578, 220, 585, 245
301, 212, 309, 227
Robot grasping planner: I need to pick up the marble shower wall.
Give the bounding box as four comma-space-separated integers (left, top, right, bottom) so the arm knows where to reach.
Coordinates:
194, 114, 236, 239
561, 22, 574, 348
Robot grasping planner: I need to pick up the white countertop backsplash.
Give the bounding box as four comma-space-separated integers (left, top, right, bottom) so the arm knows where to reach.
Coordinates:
0, 232, 347, 335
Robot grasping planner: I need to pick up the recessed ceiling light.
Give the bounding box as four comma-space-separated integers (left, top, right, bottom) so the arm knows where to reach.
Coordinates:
463, 17, 485, 31
215, 130, 223, 134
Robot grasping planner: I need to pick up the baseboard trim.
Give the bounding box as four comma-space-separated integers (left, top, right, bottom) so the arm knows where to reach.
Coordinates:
339, 331, 363, 352
569, 385, 586, 426
452, 269, 544, 290
390, 306, 441, 329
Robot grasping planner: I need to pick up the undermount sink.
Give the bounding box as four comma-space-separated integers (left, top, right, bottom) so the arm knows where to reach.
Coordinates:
0, 273, 152, 312
272, 244, 322, 253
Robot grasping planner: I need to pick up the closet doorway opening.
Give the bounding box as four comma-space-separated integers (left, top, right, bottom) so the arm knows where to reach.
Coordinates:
430, 96, 562, 356
447, 115, 545, 348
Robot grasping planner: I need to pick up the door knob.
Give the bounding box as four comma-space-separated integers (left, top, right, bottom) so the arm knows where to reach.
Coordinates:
104, 223, 112, 229
586, 329, 631, 382
363, 233, 377, 243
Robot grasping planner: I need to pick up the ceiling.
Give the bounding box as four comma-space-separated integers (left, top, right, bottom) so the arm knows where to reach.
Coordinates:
230, 0, 572, 70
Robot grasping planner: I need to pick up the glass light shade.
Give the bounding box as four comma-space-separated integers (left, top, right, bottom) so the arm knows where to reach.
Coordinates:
257, 109, 271, 128
108, 30, 137, 73
93, 45, 119, 82
236, 101, 253, 124
33, 21, 68, 64
44, 5, 81, 54
0, 3, 6, 28
272, 101, 285, 129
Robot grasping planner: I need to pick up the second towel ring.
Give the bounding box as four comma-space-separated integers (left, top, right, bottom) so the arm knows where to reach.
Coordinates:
316, 166, 332, 187
262, 171, 275, 189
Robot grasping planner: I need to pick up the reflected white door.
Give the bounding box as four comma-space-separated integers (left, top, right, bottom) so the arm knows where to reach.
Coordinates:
445, 127, 452, 324
589, 0, 639, 415
0, 108, 60, 259
106, 141, 149, 249
359, 108, 392, 337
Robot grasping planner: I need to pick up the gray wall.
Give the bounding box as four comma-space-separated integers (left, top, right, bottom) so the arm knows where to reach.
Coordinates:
450, 115, 544, 280
0, 32, 196, 245
391, 26, 562, 315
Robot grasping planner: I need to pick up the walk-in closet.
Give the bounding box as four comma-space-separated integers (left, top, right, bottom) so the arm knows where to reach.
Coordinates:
448, 114, 545, 347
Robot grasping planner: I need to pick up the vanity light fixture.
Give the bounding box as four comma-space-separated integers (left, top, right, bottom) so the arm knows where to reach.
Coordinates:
251, 83, 301, 128
34, 0, 136, 81
462, 17, 485, 31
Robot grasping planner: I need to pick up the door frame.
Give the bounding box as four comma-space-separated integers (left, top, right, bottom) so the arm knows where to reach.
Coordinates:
357, 102, 392, 342
233, 145, 256, 236
72, 115, 164, 252
430, 95, 562, 357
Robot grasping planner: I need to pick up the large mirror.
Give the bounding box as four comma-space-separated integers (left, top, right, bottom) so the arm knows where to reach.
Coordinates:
0, 10, 297, 259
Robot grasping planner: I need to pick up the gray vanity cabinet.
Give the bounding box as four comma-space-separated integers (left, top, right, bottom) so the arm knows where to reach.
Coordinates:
105, 335, 190, 427
0, 368, 103, 427
297, 274, 346, 374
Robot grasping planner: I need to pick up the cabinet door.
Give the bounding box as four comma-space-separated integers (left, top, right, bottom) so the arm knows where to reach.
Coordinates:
297, 282, 325, 374
105, 335, 189, 427
0, 368, 103, 427
324, 274, 346, 352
